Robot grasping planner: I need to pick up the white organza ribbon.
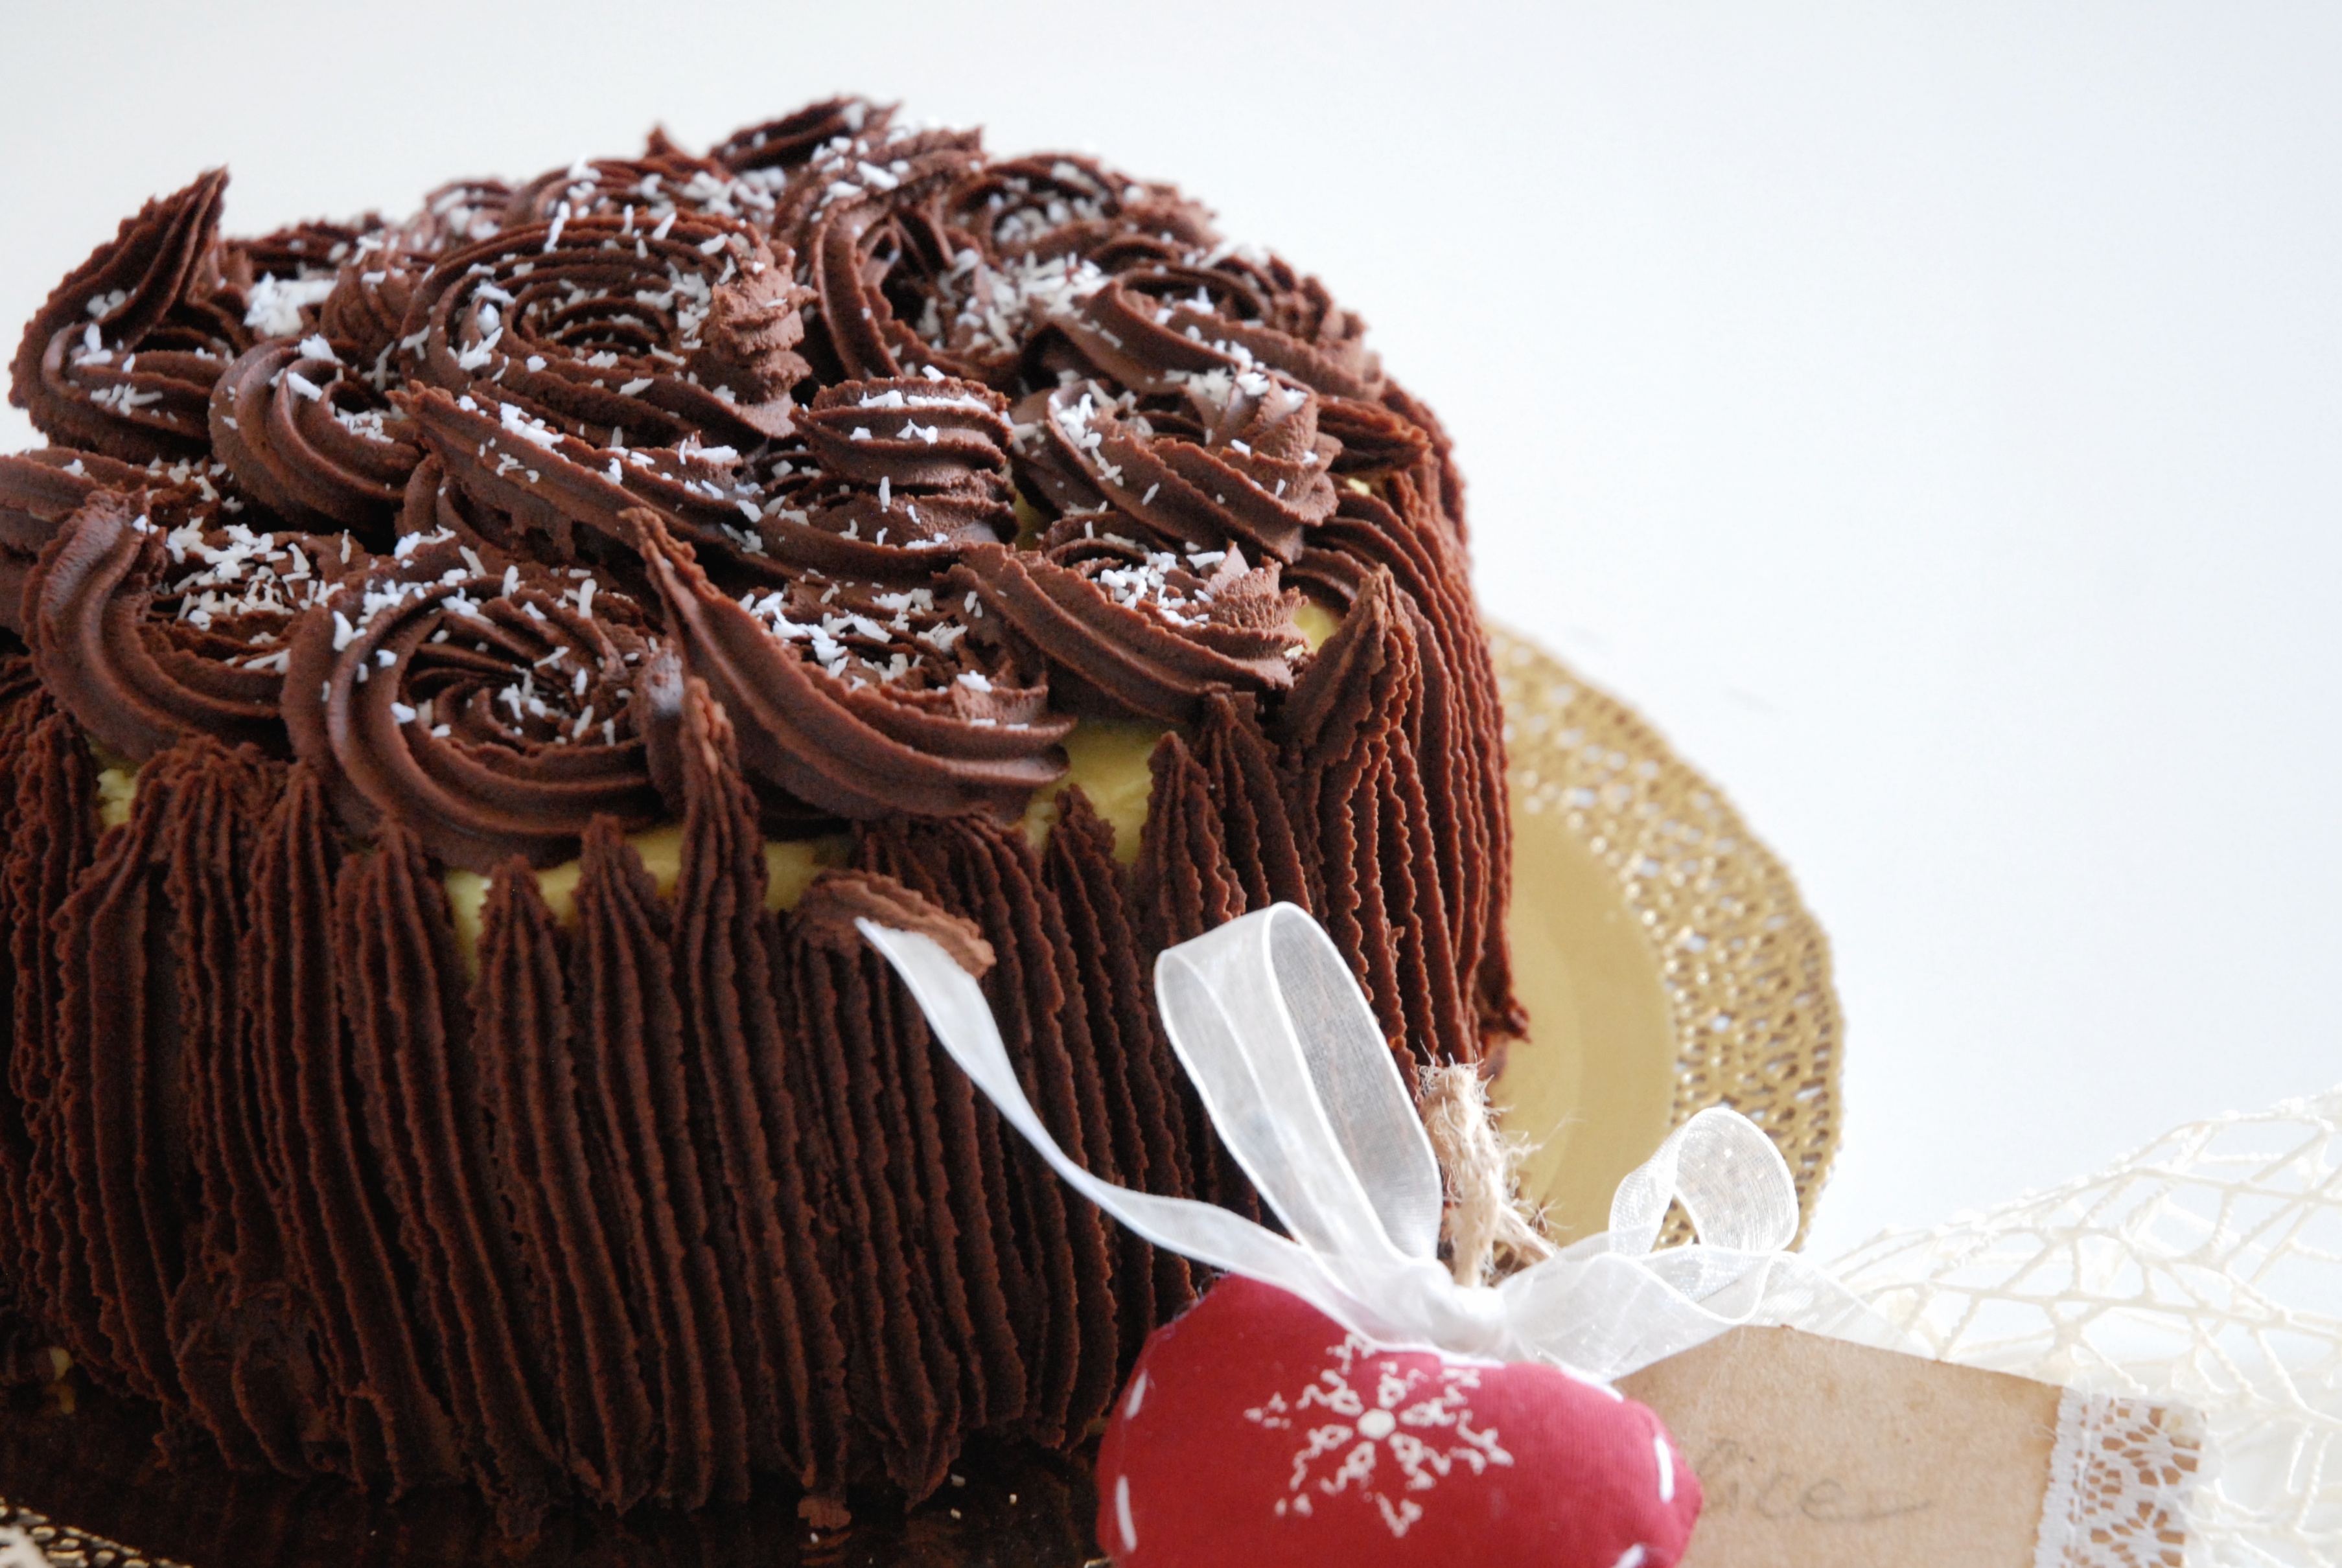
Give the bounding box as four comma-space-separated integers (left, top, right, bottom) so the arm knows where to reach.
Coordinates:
861, 902, 1892, 1380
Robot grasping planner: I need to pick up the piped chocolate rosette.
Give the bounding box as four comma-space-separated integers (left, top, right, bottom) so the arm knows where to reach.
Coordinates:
209, 330, 423, 536
757, 373, 1019, 579
1, 446, 168, 631
227, 216, 385, 340
712, 94, 897, 187
388, 208, 813, 574
8, 169, 251, 462
947, 154, 1218, 273
949, 529, 1305, 724
283, 536, 664, 870
316, 233, 435, 378
1052, 244, 1381, 398
395, 176, 513, 255
781, 119, 1222, 395
398, 386, 781, 581
0, 98, 1525, 1532
22, 481, 360, 761
771, 116, 993, 384
1011, 371, 1338, 564
504, 131, 779, 233
402, 209, 809, 450
636, 506, 1071, 822
1037, 236, 1447, 487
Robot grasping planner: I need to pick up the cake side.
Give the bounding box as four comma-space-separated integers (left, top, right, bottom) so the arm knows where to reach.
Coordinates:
0, 96, 1519, 1531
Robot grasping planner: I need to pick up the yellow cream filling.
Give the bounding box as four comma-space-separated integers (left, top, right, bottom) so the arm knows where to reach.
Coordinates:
1293, 598, 1342, 654
1022, 717, 1170, 865
95, 767, 139, 830
1010, 492, 1050, 551
444, 827, 850, 965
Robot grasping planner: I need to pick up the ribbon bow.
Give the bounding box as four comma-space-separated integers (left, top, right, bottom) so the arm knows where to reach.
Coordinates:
863, 903, 1882, 1380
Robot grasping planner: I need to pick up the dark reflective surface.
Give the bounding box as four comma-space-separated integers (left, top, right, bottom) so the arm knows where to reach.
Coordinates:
0, 1381, 1101, 1567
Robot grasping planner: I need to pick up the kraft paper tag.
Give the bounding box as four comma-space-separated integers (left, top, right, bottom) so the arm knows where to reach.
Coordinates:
1617, 1326, 2201, 1568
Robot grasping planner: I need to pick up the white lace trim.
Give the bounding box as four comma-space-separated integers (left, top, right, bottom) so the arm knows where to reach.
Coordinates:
2036, 1390, 2206, 1568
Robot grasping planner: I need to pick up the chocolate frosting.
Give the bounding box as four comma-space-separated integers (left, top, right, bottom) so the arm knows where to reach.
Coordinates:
8, 170, 248, 462
562, 814, 748, 1509
244, 761, 469, 1493
1036, 787, 1200, 1362
637, 511, 1071, 820
662, 680, 850, 1497
769, 121, 988, 388
44, 739, 281, 1408
849, 815, 1124, 1449
226, 218, 388, 342
6, 702, 98, 1322
330, 820, 566, 1528
283, 544, 664, 870
785, 140, 1222, 398
396, 385, 774, 577
1128, 728, 1271, 1220
1274, 566, 1477, 1074
317, 245, 429, 372
230, 218, 377, 286
1310, 478, 1520, 1037
401, 213, 809, 452
209, 334, 422, 534
0, 447, 159, 630
759, 375, 1017, 579
1049, 250, 1381, 401
25, 485, 354, 761
505, 132, 778, 233
794, 868, 996, 976
947, 536, 1301, 723
947, 154, 1217, 271
713, 96, 897, 181
0, 663, 67, 1298
395, 178, 513, 256
1010, 375, 1337, 563
0, 98, 1527, 1541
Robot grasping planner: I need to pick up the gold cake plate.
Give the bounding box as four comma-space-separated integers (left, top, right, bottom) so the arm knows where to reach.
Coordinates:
0, 629, 1842, 1567
1487, 625, 1842, 1245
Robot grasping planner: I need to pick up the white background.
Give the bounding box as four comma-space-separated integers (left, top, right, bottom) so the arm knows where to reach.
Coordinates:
3, 1, 2336, 1260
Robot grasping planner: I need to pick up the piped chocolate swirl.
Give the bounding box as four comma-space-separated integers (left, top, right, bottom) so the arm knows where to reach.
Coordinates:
25, 485, 355, 761
760, 375, 1019, 579
638, 511, 1071, 822
401, 212, 809, 450
283, 542, 664, 870
948, 536, 1304, 724
1012, 373, 1338, 563
505, 133, 779, 233
0, 97, 1524, 1538
8, 170, 248, 462
209, 332, 421, 535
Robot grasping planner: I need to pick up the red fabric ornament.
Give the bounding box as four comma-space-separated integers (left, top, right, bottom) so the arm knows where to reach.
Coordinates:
1096, 1274, 1700, 1567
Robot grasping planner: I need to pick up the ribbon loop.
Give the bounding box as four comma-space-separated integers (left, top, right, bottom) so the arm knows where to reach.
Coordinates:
1607, 1105, 1802, 1258
861, 906, 1889, 1380
1155, 906, 1443, 1263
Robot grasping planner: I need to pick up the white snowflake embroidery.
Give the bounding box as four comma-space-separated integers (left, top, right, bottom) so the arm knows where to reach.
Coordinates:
1243, 1331, 1514, 1538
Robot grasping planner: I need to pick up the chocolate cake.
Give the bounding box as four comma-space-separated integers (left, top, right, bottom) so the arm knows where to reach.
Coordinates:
0, 97, 1520, 1536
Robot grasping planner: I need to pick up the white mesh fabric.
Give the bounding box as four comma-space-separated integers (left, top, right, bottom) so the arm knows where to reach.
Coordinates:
1828, 1087, 2342, 1567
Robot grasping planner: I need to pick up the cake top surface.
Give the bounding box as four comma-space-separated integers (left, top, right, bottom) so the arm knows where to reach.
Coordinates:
1, 95, 1467, 870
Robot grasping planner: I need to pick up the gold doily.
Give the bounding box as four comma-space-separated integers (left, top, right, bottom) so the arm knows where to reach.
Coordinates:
1489, 625, 1842, 1245
0, 1505, 166, 1568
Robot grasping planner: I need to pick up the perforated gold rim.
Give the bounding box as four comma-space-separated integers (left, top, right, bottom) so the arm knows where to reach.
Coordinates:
1489, 625, 1842, 1243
